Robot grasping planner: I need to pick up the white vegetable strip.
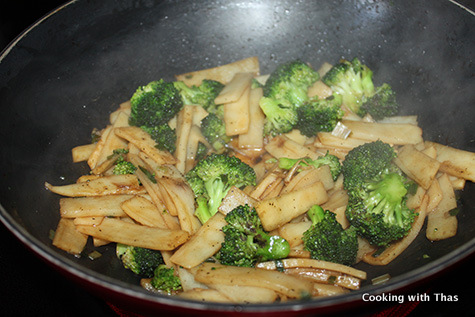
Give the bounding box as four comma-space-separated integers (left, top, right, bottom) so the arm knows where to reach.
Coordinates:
75, 217, 190, 251
170, 213, 227, 269
255, 181, 328, 231
256, 258, 367, 280
60, 195, 134, 218
45, 174, 145, 197
342, 120, 423, 145
194, 263, 315, 299
52, 218, 88, 255
215, 72, 254, 104
175, 56, 259, 87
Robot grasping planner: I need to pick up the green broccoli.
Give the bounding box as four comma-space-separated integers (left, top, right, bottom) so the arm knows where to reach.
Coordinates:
141, 124, 177, 153
260, 60, 320, 135
150, 265, 182, 294
195, 142, 209, 161
186, 154, 257, 224
173, 79, 224, 111
108, 149, 137, 175
322, 58, 399, 120
108, 148, 129, 161
116, 244, 164, 278
360, 83, 399, 120
129, 79, 183, 127
128, 80, 182, 154
322, 58, 374, 116
113, 160, 137, 175
201, 113, 231, 154
278, 152, 342, 181
198, 79, 225, 113
216, 204, 290, 267
259, 97, 299, 136
296, 94, 344, 137
342, 141, 416, 247
263, 60, 320, 106
302, 205, 358, 266
341, 140, 396, 191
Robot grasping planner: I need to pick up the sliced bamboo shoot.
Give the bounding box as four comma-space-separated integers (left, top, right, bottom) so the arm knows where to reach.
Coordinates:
175, 56, 259, 86
394, 144, 440, 190
255, 182, 328, 231
52, 218, 88, 255
72, 143, 96, 163
114, 126, 176, 165
170, 213, 227, 269
426, 173, 458, 241
194, 263, 315, 299
45, 174, 144, 197
238, 87, 265, 148
342, 120, 423, 145
60, 195, 133, 218
223, 83, 251, 136
256, 258, 367, 280
425, 141, 475, 182
75, 217, 190, 250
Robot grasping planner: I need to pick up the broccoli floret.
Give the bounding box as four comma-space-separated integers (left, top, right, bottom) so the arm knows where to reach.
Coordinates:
296, 94, 344, 137
108, 149, 137, 175
129, 79, 183, 127
116, 244, 164, 278
341, 140, 396, 191
173, 79, 224, 111
201, 113, 231, 154
322, 58, 375, 116
141, 124, 177, 153
259, 96, 299, 135
263, 60, 320, 105
128, 80, 182, 153
216, 204, 290, 267
260, 60, 320, 135
322, 58, 400, 120
342, 141, 416, 246
302, 205, 358, 266
196, 142, 209, 161
150, 265, 182, 294
108, 148, 128, 161
346, 173, 416, 247
360, 83, 399, 120
198, 79, 225, 110
278, 152, 342, 181
185, 154, 257, 224
113, 160, 137, 175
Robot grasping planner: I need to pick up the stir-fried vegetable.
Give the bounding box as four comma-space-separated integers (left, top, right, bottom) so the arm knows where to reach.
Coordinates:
46, 55, 474, 304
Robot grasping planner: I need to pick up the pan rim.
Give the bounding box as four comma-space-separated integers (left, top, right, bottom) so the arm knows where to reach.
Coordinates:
2, 195, 475, 313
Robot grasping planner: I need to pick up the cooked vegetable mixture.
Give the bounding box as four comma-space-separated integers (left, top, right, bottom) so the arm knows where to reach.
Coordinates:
45, 56, 475, 303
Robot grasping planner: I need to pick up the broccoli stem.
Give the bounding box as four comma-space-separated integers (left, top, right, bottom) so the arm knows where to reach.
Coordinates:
364, 173, 408, 227
278, 153, 342, 181
204, 178, 230, 219
278, 157, 302, 170
256, 235, 291, 261
194, 178, 233, 224
195, 196, 212, 224
307, 205, 325, 224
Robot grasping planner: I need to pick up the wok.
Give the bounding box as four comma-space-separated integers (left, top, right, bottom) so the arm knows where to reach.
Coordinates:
1, 0, 474, 315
